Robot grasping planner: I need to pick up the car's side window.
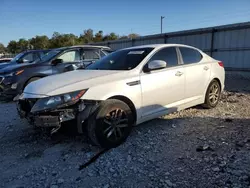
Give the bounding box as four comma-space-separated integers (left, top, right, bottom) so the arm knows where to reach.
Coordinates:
21, 53, 35, 63
39, 51, 47, 58
82, 50, 100, 60
58, 50, 80, 63
149, 47, 178, 67
179, 47, 202, 64
33, 53, 40, 61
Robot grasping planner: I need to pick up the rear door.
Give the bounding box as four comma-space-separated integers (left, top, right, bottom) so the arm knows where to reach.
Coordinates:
178, 47, 211, 99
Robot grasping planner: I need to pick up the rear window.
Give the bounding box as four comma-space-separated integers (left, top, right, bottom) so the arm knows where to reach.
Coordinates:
82, 50, 100, 60
179, 47, 202, 64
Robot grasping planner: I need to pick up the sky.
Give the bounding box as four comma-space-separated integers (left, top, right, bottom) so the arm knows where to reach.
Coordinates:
0, 0, 250, 46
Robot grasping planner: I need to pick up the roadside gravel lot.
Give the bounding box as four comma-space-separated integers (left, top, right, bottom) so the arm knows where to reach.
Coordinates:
0, 71, 250, 188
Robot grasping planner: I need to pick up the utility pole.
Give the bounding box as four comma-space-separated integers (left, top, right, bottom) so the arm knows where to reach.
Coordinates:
161, 16, 165, 34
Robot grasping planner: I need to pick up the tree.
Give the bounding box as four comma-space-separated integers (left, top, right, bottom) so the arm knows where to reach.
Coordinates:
128, 33, 140, 39
16, 38, 30, 52
7, 40, 18, 53
78, 29, 94, 44
0, 43, 6, 53
103, 32, 119, 41
29, 35, 49, 49
4, 29, 140, 52
94, 30, 103, 42
49, 32, 78, 48
49, 32, 62, 48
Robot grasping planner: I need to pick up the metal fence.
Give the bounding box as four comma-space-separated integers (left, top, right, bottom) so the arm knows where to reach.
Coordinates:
92, 22, 250, 71
0, 54, 16, 59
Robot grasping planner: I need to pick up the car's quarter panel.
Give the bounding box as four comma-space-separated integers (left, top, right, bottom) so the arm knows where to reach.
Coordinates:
140, 66, 185, 117
208, 62, 225, 92
182, 62, 211, 100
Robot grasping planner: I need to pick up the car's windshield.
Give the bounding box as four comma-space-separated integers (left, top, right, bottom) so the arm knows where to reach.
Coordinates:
11, 52, 25, 62
86, 48, 153, 70
33, 50, 61, 63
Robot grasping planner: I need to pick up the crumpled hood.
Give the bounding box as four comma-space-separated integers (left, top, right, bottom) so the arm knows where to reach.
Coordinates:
24, 70, 122, 96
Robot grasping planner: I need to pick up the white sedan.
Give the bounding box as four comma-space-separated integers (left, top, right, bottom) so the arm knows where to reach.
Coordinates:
16, 44, 225, 148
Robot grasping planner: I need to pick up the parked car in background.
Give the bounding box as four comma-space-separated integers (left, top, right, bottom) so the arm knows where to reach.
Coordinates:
0, 50, 50, 69
16, 44, 225, 148
0, 58, 12, 63
0, 45, 111, 100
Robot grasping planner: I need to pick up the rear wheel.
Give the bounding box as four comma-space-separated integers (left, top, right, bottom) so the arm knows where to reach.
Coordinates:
87, 99, 134, 148
202, 80, 221, 109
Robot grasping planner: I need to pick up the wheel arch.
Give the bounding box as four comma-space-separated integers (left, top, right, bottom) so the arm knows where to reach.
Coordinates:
23, 75, 45, 90
210, 77, 222, 89
108, 95, 137, 124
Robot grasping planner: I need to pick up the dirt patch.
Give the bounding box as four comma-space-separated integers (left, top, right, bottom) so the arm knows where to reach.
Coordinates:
0, 71, 250, 188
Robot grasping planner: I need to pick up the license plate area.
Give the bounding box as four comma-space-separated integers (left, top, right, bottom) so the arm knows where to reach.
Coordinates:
34, 116, 60, 127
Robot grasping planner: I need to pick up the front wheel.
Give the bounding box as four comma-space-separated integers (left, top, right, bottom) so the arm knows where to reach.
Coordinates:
202, 80, 221, 109
87, 99, 134, 148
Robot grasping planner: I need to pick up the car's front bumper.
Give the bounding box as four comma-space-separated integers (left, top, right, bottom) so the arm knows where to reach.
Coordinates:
16, 98, 100, 133
0, 76, 19, 100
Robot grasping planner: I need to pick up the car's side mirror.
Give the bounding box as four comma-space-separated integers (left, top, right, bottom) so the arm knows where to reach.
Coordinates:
144, 60, 167, 72
51, 59, 63, 66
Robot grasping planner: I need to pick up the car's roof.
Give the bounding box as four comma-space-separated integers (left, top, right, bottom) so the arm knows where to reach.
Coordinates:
23, 49, 50, 53
123, 44, 198, 50
55, 45, 111, 51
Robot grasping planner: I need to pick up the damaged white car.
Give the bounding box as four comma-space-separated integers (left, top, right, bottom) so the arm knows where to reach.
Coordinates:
16, 44, 225, 148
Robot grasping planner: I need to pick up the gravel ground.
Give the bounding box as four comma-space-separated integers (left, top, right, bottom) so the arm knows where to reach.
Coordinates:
0, 71, 250, 188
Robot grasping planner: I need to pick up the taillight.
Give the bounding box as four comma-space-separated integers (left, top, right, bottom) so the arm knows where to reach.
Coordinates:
218, 61, 224, 67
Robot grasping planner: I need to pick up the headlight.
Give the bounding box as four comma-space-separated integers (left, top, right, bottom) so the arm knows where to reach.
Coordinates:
31, 89, 87, 113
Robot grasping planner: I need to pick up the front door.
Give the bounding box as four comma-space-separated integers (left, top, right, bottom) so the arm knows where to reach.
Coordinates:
140, 47, 185, 117
52, 49, 84, 74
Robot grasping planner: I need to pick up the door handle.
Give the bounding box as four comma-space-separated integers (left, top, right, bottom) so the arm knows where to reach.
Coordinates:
204, 66, 209, 71
175, 71, 183, 76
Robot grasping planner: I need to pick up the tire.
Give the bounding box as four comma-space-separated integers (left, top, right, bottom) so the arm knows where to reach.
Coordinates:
87, 99, 134, 148
202, 80, 221, 109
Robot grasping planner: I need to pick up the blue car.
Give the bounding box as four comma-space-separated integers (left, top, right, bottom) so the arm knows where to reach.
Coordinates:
0, 45, 111, 100
0, 50, 50, 70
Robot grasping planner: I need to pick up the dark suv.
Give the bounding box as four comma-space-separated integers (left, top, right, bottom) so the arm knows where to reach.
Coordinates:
0, 50, 50, 69
0, 45, 111, 100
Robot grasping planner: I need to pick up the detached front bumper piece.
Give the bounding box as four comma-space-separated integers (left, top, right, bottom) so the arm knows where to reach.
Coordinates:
17, 98, 100, 134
